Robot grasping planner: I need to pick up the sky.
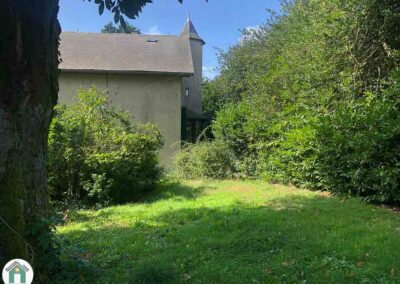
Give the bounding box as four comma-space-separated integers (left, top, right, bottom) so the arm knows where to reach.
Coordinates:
59, 0, 281, 79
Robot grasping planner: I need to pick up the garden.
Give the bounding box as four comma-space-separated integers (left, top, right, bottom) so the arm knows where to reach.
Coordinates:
50, 1, 400, 282
56, 180, 400, 283
1, 0, 399, 283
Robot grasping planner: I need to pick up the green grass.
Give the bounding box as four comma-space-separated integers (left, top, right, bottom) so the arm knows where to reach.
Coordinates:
57, 180, 400, 283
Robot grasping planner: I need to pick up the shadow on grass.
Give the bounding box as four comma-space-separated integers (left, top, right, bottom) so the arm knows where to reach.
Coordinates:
65, 181, 214, 223
59, 191, 400, 283
142, 180, 216, 203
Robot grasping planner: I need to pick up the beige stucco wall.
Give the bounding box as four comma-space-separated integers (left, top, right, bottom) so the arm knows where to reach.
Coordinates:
58, 72, 182, 166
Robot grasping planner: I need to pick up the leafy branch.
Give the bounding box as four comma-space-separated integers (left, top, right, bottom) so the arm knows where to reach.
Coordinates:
86, 0, 189, 31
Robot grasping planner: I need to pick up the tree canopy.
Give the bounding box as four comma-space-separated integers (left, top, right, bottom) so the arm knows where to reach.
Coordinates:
87, 0, 193, 29
101, 21, 140, 33
196, 0, 400, 203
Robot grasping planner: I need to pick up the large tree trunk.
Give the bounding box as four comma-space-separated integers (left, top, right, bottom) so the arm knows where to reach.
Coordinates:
0, 0, 60, 274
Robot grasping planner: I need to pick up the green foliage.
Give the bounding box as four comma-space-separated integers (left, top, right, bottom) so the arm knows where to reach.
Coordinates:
87, 0, 205, 31
21, 214, 93, 283
212, 102, 252, 158
258, 114, 319, 188
202, 0, 400, 204
201, 78, 227, 117
86, 0, 153, 30
202, 27, 270, 116
24, 215, 62, 282
48, 88, 163, 206
212, 100, 268, 176
315, 83, 400, 203
349, 0, 400, 86
173, 141, 237, 179
101, 21, 140, 34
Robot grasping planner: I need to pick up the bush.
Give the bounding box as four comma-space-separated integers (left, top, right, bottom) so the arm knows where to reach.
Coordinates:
212, 102, 253, 158
212, 100, 271, 177
258, 114, 319, 189
315, 87, 400, 204
195, 0, 400, 205
173, 141, 237, 179
48, 88, 163, 206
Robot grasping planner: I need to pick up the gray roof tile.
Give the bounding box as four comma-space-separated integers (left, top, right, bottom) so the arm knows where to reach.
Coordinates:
59, 32, 194, 75
181, 18, 205, 45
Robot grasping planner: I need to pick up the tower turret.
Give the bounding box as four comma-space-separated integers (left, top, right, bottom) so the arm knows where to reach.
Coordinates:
181, 14, 205, 45
181, 16, 204, 116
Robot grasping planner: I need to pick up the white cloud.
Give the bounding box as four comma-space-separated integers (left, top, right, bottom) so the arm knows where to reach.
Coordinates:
203, 65, 219, 80
238, 25, 261, 43
145, 25, 161, 35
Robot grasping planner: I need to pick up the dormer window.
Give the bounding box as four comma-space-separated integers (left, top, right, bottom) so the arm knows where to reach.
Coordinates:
185, 88, 190, 97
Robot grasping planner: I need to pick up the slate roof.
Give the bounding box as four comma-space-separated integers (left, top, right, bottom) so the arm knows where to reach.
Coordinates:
59, 32, 194, 76
181, 18, 205, 45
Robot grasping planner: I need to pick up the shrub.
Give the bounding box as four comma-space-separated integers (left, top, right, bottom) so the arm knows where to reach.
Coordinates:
258, 114, 319, 189
173, 141, 237, 179
48, 88, 163, 206
212, 102, 253, 158
315, 87, 400, 204
212, 100, 270, 177
198, 0, 400, 205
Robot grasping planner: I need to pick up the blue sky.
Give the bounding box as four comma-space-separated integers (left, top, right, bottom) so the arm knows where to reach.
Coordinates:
59, 0, 281, 79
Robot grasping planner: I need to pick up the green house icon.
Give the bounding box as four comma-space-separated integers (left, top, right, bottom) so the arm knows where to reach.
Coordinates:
5, 261, 29, 284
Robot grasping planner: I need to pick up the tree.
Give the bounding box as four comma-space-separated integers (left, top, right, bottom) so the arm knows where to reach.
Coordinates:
102, 21, 141, 33
0, 0, 188, 276
0, 1, 61, 274
206, 0, 400, 196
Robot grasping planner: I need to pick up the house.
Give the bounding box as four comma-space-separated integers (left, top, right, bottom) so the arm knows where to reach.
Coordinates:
58, 18, 205, 164
5, 261, 29, 284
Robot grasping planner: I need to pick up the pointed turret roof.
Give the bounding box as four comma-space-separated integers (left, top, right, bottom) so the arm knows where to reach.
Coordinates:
181, 15, 205, 45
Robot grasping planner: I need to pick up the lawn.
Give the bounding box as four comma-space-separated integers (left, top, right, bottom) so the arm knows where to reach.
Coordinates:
57, 180, 400, 283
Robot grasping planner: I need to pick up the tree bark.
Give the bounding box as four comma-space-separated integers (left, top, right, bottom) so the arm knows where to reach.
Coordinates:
0, 0, 60, 272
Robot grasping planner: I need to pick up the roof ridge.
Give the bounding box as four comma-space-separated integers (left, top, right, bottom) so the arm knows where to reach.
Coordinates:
61, 31, 179, 38
59, 31, 195, 75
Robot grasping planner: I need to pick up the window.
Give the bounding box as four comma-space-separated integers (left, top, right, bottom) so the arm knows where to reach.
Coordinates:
185, 88, 190, 97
